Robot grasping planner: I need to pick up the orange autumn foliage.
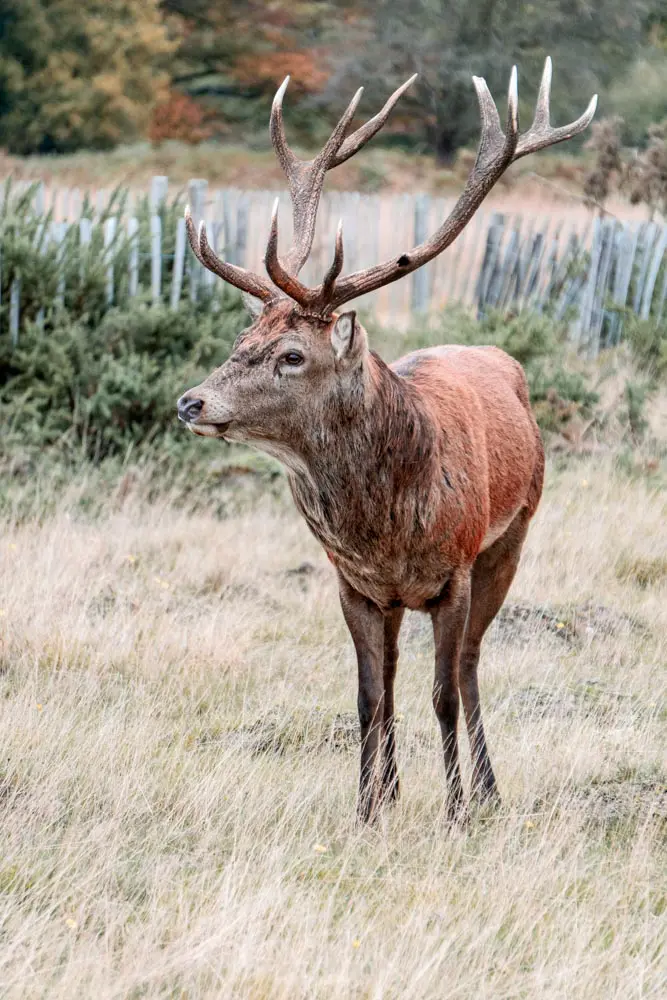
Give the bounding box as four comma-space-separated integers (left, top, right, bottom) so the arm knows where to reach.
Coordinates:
149, 91, 215, 145
233, 49, 330, 96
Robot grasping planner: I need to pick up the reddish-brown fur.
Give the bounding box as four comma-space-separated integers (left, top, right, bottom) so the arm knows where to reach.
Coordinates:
178, 304, 544, 821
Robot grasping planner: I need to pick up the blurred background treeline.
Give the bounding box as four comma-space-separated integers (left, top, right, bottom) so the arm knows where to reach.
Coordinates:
0, 0, 666, 160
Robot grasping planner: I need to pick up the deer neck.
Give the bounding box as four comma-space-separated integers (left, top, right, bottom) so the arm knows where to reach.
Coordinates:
287, 353, 439, 556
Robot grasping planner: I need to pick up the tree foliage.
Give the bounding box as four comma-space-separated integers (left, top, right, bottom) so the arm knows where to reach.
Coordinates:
0, 0, 665, 157
321, 0, 649, 162
0, 0, 174, 153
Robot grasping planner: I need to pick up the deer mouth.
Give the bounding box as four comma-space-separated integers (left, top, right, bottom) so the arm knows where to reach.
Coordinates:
189, 421, 232, 438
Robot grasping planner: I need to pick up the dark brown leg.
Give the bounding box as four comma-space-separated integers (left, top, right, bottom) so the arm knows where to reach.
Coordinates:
381, 607, 405, 803
429, 568, 472, 820
338, 574, 385, 824
461, 508, 531, 804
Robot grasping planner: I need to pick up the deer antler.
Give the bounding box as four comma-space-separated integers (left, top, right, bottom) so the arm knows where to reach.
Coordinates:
322, 58, 597, 312
186, 59, 595, 315
184, 207, 275, 304
264, 73, 417, 304
185, 74, 417, 308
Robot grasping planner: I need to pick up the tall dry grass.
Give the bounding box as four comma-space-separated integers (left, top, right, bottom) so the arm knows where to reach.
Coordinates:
0, 456, 665, 998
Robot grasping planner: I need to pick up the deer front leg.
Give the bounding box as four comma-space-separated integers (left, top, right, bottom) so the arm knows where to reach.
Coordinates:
381, 607, 405, 803
338, 575, 385, 824
429, 568, 472, 821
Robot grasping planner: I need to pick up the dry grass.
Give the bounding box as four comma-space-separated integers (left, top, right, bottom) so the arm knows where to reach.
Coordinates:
0, 456, 665, 998
0, 143, 650, 223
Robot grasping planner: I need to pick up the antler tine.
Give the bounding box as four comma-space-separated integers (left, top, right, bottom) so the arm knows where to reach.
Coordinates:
472, 66, 518, 171
318, 220, 345, 305
332, 74, 418, 167
318, 87, 364, 166
270, 77, 298, 174
184, 206, 274, 304
264, 199, 312, 307
514, 57, 597, 159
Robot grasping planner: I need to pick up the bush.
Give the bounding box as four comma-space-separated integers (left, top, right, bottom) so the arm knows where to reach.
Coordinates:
624, 316, 667, 381
0, 181, 250, 464
0, 296, 247, 462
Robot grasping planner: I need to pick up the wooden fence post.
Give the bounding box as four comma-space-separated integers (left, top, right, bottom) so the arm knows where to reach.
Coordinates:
128, 217, 139, 298
171, 216, 186, 310
9, 279, 20, 346
150, 214, 162, 305
411, 194, 430, 312
104, 216, 117, 305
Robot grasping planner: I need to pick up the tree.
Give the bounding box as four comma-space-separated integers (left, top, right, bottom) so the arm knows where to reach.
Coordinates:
0, 0, 175, 154
626, 121, 667, 218
322, 0, 649, 163
583, 117, 624, 213
160, 1, 333, 134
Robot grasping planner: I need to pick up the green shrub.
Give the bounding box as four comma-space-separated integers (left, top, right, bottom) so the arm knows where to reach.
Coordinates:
0, 296, 247, 461
624, 316, 667, 382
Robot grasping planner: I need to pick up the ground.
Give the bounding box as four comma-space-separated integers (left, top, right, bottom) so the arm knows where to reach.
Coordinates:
0, 455, 665, 998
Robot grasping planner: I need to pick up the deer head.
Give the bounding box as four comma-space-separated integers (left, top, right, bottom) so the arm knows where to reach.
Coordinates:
178, 59, 596, 449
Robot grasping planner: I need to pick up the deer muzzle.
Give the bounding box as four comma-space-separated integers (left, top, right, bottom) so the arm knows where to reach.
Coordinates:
177, 391, 232, 437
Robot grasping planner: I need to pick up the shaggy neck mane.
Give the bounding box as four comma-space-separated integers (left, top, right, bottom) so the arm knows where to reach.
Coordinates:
288, 351, 440, 556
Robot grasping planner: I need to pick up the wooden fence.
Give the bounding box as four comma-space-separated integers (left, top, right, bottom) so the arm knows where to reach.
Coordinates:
2, 176, 666, 351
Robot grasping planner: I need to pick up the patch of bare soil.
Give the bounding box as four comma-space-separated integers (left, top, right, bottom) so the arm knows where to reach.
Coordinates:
493, 600, 649, 647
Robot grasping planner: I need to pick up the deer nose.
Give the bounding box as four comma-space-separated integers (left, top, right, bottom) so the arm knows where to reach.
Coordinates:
177, 395, 204, 423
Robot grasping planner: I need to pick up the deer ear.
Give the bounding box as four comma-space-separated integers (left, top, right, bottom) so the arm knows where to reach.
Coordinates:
331, 311, 365, 364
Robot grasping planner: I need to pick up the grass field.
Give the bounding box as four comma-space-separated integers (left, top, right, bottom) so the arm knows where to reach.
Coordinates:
0, 141, 649, 225
1, 454, 666, 998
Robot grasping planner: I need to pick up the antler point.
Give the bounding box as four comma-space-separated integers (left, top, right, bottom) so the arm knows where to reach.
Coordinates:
274, 77, 290, 107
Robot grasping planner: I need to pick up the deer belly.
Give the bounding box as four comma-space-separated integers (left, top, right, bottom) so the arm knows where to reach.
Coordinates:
328, 545, 453, 611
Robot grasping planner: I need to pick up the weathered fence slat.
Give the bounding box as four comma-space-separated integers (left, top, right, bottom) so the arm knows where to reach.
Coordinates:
9, 279, 20, 346
609, 223, 639, 344
411, 194, 431, 312
640, 225, 667, 319
127, 217, 139, 298
171, 216, 186, 310
150, 176, 169, 213
187, 179, 208, 303
150, 214, 162, 305
476, 213, 505, 314
632, 223, 658, 314
104, 216, 117, 305
657, 267, 667, 324
589, 219, 616, 353
53, 222, 67, 308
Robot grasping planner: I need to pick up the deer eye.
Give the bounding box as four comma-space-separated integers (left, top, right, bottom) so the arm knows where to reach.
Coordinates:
283, 351, 304, 367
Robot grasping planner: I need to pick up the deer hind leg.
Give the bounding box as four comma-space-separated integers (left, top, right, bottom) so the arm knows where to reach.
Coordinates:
381, 607, 405, 803
429, 568, 472, 821
461, 507, 532, 805
338, 575, 386, 824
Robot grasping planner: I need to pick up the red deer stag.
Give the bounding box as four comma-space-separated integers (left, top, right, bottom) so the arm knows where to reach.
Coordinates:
178, 60, 596, 823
